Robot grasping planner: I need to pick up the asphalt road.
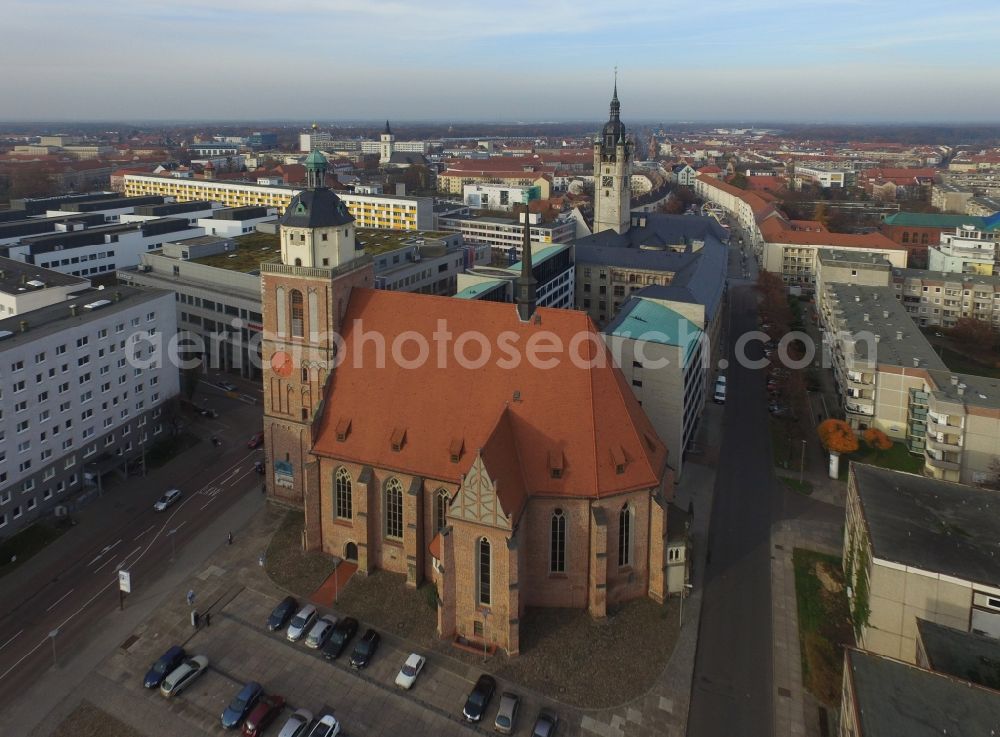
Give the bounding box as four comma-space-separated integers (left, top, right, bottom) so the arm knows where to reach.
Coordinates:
688, 256, 776, 736
0, 378, 263, 713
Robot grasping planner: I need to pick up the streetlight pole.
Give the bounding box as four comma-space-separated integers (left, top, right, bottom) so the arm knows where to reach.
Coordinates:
48, 628, 59, 667
679, 584, 693, 627
800, 439, 807, 484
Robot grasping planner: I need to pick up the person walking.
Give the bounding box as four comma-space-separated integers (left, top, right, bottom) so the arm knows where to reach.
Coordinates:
227, 531, 233, 545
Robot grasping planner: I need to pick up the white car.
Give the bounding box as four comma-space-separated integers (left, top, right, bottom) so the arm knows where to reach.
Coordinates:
713, 377, 727, 404
159, 654, 208, 698
278, 708, 314, 737
305, 615, 338, 649
306, 713, 341, 737
286, 604, 318, 642
394, 652, 426, 689
153, 488, 182, 512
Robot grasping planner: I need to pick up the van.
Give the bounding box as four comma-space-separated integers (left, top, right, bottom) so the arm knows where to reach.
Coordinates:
713, 376, 727, 404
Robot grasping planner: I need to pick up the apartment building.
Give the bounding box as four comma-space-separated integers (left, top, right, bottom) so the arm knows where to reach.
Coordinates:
0, 287, 179, 538
603, 295, 708, 480
366, 230, 482, 295
843, 464, 1000, 663
818, 282, 1000, 483
123, 174, 434, 231
892, 268, 1000, 329
0, 258, 90, 317
462, 183, 541, 212
931, 183, 973, 213
794, 164, 851, 189
926, 215, 999, 275
436, 212, 575, 263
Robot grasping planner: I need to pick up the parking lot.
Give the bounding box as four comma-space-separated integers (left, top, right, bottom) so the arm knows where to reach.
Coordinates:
86, 506, 583, 737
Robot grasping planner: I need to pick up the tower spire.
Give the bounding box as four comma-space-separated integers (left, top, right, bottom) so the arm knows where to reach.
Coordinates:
515, 206, 537, 322
609, 67, 621, 121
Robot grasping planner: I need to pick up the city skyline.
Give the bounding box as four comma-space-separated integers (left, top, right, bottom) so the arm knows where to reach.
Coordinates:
3, 0, 999, 123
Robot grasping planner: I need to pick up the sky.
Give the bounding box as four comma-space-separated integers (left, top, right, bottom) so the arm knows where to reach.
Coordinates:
3, 0, 999, 123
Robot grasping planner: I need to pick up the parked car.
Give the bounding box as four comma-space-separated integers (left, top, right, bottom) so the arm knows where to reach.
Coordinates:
394, 653, 426, 689
494, 692, 521, 734
195, 406, 218, 418
268, 596, 298, 632
153, 488, 182, 512
713, 378, 727, 404
305, 615, 338, 649
277, 708, 314, 737
306, 714, 341, 737
350, 628, 381, 669
221, 681, 264, 729
322, 617, 358, 660
247, 432, 265, 449
242, 694, 285, 737
286, 604, 318, 642
463, 674, 497, 722
217, 380, 238, 392
143, 645, 185, 689
530, 710, 559, 737
160, 655, 209, 698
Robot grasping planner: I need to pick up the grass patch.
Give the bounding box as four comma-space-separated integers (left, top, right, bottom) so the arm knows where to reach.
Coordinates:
0, 520, 71, 578
780, 477, 814, 495
144, 430, 199, 469
52, 700, 143, 737
264, 510, 339, 598
836, 442, 924, 481
793, 548, 854, 708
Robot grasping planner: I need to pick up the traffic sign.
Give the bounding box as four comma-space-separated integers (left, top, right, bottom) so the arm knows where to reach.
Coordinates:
119, 570, 132, 593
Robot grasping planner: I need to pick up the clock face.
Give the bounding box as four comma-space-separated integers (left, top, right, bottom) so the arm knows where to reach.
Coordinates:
270, 351, 293, 378
601, 176, 614, 188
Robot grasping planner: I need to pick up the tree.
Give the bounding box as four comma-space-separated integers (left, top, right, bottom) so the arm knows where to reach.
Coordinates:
948, 317, 998, 361
817, 419, 859, 454
862, 428, 892, 454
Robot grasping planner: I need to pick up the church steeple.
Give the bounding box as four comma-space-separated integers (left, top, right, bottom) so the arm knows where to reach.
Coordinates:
515, 208, 537, 322
384, 120, 392, 135
610, 67, 620, 121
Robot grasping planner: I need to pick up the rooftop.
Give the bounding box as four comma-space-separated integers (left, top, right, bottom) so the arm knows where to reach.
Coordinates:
0, 256, 89, 295
850, 463, 1000, 587
846, 649, 1000, 737
454, 279, 507, 300
893, 266, 1000, 289
187, 231, 280, 272
0, 286, 167, 350
823, 284, 946, 370
915, 619, 1000, 690
604, 297, 703, 364
357, 228, 455, 256
818, 249, 893, 268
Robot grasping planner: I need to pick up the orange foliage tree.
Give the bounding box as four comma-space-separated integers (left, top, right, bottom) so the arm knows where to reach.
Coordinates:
817, 419, 859, 454
862, 428, 892, 453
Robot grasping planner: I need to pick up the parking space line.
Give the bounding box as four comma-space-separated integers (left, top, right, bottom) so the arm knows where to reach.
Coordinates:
0, 630, 23, 653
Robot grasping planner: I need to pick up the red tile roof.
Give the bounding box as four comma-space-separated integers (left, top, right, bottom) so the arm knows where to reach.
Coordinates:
311, 290, 668, 515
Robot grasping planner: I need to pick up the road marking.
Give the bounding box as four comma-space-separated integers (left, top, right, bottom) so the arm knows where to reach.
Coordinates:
132, 524, 156, 542
0, 630, 23, 653
96, 545, 141, 574
87, 538, 122, 567
222, 467, 240, 484
45, 589, 74, 613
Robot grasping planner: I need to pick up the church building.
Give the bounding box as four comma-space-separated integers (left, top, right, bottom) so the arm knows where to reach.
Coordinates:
592, 79, 633, 235
261, 144, 671, 655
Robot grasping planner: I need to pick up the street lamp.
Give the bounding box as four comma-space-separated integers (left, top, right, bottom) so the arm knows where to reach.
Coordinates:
679, 583, 694, 627
48, 628, 59, 667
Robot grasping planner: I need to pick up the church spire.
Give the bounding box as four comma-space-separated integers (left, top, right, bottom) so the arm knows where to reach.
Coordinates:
610, 67, 620, 121
515, 207, 537, 322
384, 120, 392, 135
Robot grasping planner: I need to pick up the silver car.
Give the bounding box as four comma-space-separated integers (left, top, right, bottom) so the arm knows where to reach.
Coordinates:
278, 708, 314, 737
494, 692, 520, 734
305, 615, 338, 649
286, 604, 318, 642
159, 654, 209, 698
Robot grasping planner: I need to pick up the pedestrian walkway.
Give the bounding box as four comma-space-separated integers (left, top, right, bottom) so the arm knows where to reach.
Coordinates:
310, 561, 357, 607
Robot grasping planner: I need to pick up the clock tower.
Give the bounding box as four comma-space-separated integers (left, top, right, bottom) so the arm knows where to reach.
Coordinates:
260, 149, 374, 508
592, 75, 633, 235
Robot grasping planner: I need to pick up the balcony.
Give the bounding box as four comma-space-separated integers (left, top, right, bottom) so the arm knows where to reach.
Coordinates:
924, 452, 962, 472
845, 400, 875, 417
925, 434, 963, 454
926, 415, 963, 435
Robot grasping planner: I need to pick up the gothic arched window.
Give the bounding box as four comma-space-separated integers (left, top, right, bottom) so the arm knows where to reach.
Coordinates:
435, 488, 449, 532
335, 467, 352, 520
478, 537, 491, 606
550, 508, 566, 573
618, 503, 633, 567
289, 290, 304, 337
385, 478, 403, 539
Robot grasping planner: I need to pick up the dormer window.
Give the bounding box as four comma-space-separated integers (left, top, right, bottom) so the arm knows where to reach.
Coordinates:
548, 449, 564, 479
391, 427, 406, 452
611, 445, 628, 475
335, 417, 351, 442
449, 437, 464, 464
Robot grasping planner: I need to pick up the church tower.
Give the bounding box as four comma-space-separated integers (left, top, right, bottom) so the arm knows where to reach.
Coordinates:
592, 74, 633, 235
379, 120, 395, 165
260, 149, 374, 508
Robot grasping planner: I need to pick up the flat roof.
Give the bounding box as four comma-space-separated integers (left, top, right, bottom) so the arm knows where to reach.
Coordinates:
851, 463, 1000, 587
604, 297, 703, 363
818, 248, 892, 268
823, 284, 947, 370
507, 244, 571, 272
915, 619, 1000, 689
454, 279, 506, 300
0, 286, 169, 351
357, 228, 454, 256
187, 230, 280, 272
847, 648, 1000, 736
0, 256, 89, 295
892, 266, 1000, 289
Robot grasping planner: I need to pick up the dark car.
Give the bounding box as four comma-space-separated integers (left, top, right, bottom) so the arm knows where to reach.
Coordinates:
143, 645, 186, 689
267, 596, 298, 632
462, 674, 497, 722
349, 628, 380, 669
248, 432, 264, 449
221, 681, 264, 730
242, 693, 285, 737
530, 710, 559, 737
322, 616, 358, 660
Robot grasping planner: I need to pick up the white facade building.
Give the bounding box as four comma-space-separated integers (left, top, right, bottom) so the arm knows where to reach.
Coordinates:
927, 223, 999, 275
462, 183, 539, 212
0, 287, 180, 537
0, 258, 90, 318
